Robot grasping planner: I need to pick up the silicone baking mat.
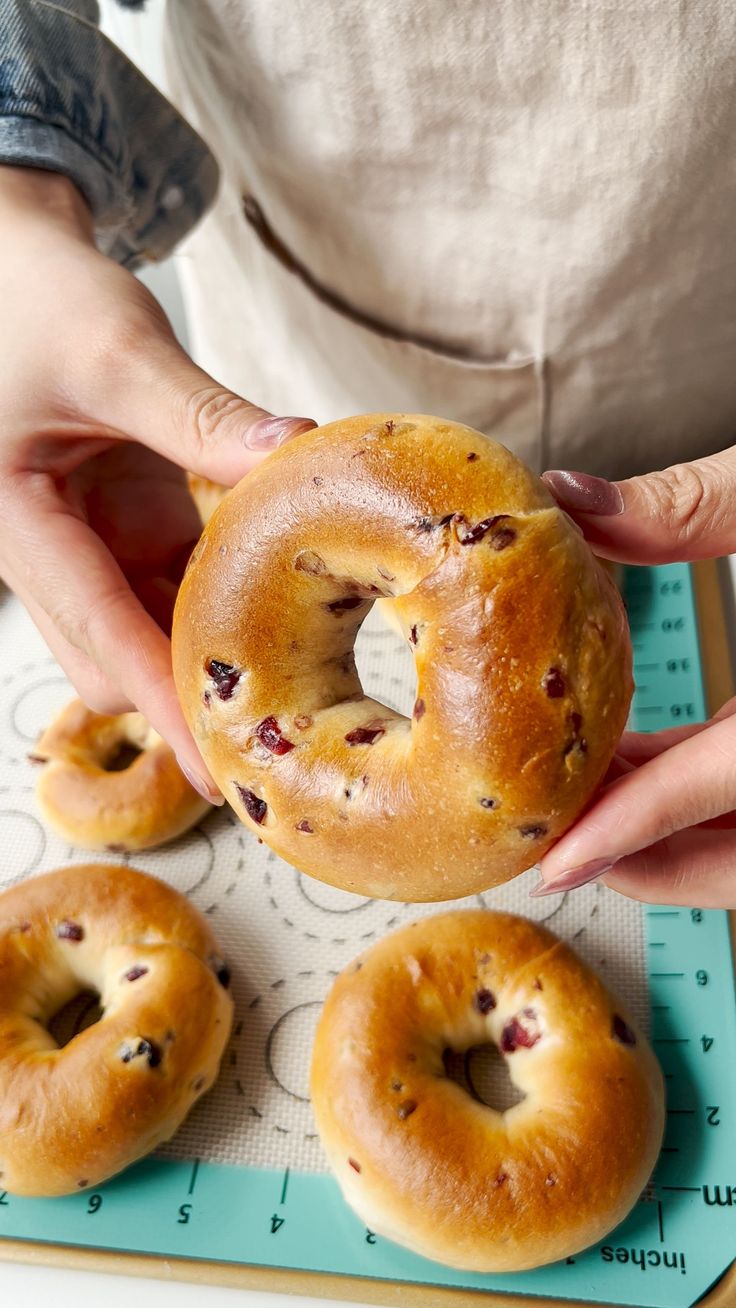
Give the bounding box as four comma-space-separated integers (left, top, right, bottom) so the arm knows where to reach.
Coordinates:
0, 563, 733, 1308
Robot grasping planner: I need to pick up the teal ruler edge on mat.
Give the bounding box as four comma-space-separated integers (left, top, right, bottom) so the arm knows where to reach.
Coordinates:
1, 564, 734, 1308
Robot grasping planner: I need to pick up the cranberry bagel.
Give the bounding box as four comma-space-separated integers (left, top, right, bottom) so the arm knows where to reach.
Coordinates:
33, 700, 210, 852
172, 414, 632, 900
0, 864, 233, 1196
311, 910, 664, 1271
187, 472, 229, 526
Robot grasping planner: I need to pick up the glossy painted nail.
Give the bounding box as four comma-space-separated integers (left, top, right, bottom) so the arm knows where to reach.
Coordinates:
542, 470, 625, 516
245, 416, 316, 450
178, 759, 224, 806
529, 857, 616, 898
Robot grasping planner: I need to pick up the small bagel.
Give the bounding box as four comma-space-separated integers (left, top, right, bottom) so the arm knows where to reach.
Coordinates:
0, 863, 233, 1196
32, 699, 210, 852
311, 910, 664, 1272
187, 472, 230, 526
173, 414, 632, 900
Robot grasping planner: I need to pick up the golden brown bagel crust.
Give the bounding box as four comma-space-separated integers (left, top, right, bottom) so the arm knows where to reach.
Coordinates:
0, 864, 233, 1197
173, 414, 632, 900
311, 910, 664, 1272
187, 473, 230, 526
33, 700, 210, 852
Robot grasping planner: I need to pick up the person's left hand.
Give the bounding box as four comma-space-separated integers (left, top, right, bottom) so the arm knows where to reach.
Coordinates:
532, 449, 736, 907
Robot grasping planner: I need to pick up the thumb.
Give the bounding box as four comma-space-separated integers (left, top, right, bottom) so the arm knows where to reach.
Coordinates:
542, 447, 736, 564
90, 325, 316, 486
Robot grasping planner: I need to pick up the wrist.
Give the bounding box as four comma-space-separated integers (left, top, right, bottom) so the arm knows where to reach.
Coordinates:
0, 166, 93, 241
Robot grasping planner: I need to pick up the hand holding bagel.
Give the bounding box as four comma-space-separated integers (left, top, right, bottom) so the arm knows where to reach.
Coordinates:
537, 449, 736, 907
173, 414, 632, 900
0, 166, 315, 805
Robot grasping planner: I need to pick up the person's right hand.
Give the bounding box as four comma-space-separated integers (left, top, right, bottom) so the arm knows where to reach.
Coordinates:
0, 166, 315, 801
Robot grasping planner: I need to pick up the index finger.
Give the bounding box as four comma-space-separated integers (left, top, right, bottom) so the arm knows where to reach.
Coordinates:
537, 713, 736, 886
4, 479, 222, 802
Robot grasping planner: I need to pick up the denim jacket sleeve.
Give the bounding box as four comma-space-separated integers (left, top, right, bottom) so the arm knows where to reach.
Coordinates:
0, 0, 219, 266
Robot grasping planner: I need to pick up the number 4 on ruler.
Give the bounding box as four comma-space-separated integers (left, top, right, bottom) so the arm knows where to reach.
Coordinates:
271, 1167, 288, 1232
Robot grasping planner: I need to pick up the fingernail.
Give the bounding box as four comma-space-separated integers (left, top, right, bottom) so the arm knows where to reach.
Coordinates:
542, 471, 625, 516
529, 857, 616, 898
245, 416, 317, 450
178, 759, 224, 806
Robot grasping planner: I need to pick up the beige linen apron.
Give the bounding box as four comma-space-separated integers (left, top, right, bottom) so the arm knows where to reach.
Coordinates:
164, 1, 736, 478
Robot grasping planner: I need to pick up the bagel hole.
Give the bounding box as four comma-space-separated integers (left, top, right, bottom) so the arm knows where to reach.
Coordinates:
443, 1044, 526, 1112
354, 603, 417, 718
102, 741, 143, 772
47, 990, 103, 1047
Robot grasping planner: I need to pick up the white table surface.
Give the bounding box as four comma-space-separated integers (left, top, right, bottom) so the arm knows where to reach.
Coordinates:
0, 1261, 349, 1308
